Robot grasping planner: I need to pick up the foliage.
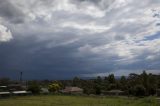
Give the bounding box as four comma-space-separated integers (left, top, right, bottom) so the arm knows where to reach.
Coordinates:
2, 71, 159, 97
48, 81, 61, 92
95, 85, 101, 95
107, 74, 116, 84
133, 85, 146, 96
69, 71, 159, 96
72, 76, 82, 87
27, 81, 41, 94
0, 78, 10, 86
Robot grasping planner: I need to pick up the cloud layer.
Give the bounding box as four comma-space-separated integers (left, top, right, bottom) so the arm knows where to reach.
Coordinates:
0, 0, 160, 79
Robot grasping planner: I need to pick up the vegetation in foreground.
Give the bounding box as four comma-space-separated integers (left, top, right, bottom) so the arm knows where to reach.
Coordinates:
0, 95, 159, 106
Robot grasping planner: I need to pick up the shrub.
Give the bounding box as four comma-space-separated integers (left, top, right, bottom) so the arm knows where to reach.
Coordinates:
28, 82, 41, 94
48, 82, 61, 92
133, 85, 146, 97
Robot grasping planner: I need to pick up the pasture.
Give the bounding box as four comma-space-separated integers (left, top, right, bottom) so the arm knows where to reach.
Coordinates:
0, 95, 159, 106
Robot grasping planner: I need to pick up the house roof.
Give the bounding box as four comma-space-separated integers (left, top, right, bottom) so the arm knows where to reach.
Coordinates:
12, 91, 29, 94
0, 86, 7, 88
62, 87, 83, 92
108, 90, 124, 93
41, 88, 49, 93
0, 92, 10, 95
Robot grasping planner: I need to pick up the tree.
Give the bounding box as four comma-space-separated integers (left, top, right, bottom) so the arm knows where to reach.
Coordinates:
95, 85, 101, 95
0, 78, 10, 86
141, 71, 149, 89
120, 76, 126, 84
133, 85, 146, 97
96, 76, 102, 83
120, 76, 127, 91
127, 73, 140, 92
27, 81, 40, 94
48, 81, 61, 93
158, 75, 160, 89
93, 76, 103, 94
147, 73, 157, 95
82, 80, 96, 95
107, 84, 117, 90
72, 77, 81, 87
107, 74, 116, 84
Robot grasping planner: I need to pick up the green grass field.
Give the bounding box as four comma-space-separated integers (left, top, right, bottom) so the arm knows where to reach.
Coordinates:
0, 95, 159, 106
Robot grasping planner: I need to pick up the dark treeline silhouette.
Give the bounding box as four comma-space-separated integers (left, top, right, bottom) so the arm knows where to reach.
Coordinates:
0, 71, 160, 97
68, 71, 160, 96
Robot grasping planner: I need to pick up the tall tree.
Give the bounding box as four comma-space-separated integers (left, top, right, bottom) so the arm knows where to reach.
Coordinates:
0, 78, 10, 86
120, 76, 127, 90
107, 74, 116, 84
72, 76, 81, 87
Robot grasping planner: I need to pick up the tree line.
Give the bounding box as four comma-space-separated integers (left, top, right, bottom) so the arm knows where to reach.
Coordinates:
66, 71, 159, 96
0, 71, 160, 97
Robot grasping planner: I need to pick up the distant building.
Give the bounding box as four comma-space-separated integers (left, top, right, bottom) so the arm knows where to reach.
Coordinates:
12, 91, 31, 96
8, 84, 27, 91
7, 84, 30, 96
0, 83, 30, 97
61, 87, 83, 94
0, 86, 8, 92
0, 92, 10, 97
41, 88, 49, 94
0, 86, 10, 97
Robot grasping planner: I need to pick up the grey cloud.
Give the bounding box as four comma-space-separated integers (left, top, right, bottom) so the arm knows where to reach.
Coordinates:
0, 0, 26, 24
0, 0, 160, 79
0, 35, 102, 79
70, 0, 115, 10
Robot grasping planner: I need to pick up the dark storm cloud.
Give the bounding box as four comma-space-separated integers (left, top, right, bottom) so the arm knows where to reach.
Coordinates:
0, 35, 97, 79
0, 0, 160, 79
0, 0, 25, 24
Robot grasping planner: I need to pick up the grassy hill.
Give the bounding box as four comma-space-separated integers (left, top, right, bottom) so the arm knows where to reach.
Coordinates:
0, 95, 159, 106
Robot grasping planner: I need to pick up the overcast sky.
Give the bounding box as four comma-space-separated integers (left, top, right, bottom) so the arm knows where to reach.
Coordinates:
0, 0, 160, 80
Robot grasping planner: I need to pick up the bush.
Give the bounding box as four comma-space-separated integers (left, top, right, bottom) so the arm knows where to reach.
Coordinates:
48, 82, 61, 92
133, 85, 146, 97
95, 85, 101, 95
83, 88, 95, 95
28, 82, 41, 94
148, 87, 156, 96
